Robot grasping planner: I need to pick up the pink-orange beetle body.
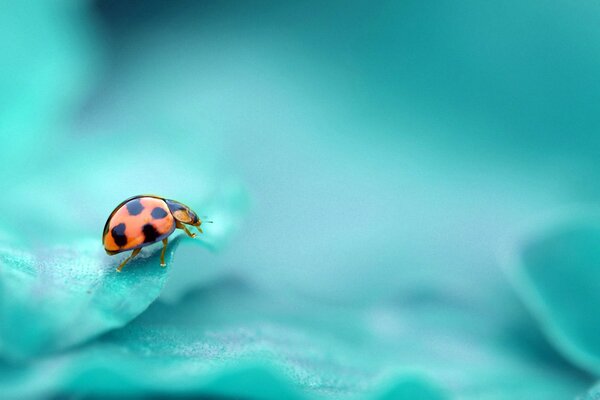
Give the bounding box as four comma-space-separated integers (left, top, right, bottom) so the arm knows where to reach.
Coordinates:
103, 195, 204, 271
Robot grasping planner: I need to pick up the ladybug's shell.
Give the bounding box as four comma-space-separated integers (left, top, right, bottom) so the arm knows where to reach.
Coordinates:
103, 196, 175, 254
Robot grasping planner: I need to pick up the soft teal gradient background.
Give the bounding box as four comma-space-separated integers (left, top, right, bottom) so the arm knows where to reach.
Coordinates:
2, 1, 600, 399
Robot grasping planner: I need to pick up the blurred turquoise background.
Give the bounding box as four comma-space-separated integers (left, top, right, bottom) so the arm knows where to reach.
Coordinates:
2, 1, 600, 399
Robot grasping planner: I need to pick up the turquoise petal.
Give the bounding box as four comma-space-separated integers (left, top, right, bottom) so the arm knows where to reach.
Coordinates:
0, 277, 587, 399
0, 278, 448, 399
373, 374, 448, 400
507, 213, 600, 375
0, 236, 186, 360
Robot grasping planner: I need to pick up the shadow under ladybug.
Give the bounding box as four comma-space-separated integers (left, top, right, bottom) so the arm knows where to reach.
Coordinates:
102, 195, 210, 272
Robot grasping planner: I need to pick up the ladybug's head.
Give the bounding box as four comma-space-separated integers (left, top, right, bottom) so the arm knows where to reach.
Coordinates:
165, 199, 201, 226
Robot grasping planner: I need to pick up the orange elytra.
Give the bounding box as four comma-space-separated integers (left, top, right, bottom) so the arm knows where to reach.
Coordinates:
102, 195, 206, 272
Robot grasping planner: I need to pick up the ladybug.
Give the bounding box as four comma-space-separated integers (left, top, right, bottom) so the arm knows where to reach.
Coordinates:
103, 195, 206, 272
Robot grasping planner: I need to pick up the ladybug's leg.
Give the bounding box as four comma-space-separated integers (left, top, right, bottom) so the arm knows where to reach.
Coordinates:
176, 221, 196, 238
160, 238, 168, 267
195, 219, 211, 235
116, 248, 141, 272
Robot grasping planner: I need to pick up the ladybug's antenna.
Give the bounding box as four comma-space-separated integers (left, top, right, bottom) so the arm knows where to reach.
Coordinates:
201, 216, 213, 223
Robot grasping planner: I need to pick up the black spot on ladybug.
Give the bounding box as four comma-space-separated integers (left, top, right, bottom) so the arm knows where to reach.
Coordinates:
151, 207, 168, 219
111, 223, 128, 247
142, 223, 160, 243
126, 199, 144, 216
